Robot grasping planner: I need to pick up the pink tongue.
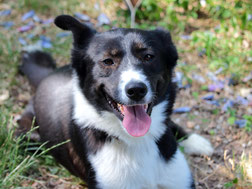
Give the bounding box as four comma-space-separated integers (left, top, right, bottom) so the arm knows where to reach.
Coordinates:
122, 105, 151, 137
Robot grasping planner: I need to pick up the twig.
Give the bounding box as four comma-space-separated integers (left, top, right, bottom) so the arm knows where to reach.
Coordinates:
125, 0, 143, 28
200, 165, 220, 182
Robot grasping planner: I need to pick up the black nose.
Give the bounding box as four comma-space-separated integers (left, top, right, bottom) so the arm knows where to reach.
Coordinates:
125, 82, 147, 101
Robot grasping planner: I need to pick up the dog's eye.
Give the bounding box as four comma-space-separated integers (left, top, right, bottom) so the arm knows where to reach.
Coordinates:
144, 54, 154, 61
103, 58, 114, 66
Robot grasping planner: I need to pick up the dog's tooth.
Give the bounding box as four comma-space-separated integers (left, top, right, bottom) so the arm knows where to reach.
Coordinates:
119, 106, 124, 113
144, 104, 148, 112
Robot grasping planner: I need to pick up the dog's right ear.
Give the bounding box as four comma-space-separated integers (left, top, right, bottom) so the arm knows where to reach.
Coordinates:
54, 15, 95, 48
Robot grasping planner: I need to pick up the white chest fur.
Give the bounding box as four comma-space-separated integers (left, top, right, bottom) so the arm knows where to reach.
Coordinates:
89, 139, 192, 189
72, 77, 193, 188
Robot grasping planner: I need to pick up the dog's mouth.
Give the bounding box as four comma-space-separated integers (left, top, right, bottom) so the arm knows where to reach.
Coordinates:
104, 91, 152, 137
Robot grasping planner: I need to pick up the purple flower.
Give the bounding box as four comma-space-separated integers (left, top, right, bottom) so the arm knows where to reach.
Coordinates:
173, 107, 191, 114
22, 10, 35, 21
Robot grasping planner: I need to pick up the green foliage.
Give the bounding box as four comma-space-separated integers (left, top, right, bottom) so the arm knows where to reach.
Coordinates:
17, 0, 56, 12
190, 25, 251, 76
202, 118, 210, 123
0, 3, 77, 186
0, 108, 70, 187
209, 129, 216, 136
16, 0, 84, 14
179, 145, 185, 153
243, 115, 252, 132
192, 91, 199, 99
227, 108, 236, 125
188, 114, 196, 120
136, 0, 163, 21
0, 33, 19, 91
206, 0, 252, 30
227, 116, 236, 125
0, 112, 34, 187
212, 109, 219, 115
119, 0, 252, 76
224, 178, 238, 188
200, 85, 209, 91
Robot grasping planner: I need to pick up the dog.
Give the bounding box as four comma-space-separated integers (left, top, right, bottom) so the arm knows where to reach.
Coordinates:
17, 15, 213, 189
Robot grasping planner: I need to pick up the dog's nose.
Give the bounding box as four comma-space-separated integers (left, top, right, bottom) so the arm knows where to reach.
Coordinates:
125, 82, 147, 101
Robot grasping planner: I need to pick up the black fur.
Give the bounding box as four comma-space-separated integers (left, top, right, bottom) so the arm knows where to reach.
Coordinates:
70, 120, 99, 188
68, 27, 179, 118
19, 51, 56, 88
156, 127, 177, 161
168, 119, 189, 141
17, 15, 195, 188
55, 15, 96, 48
191, 180, 196, 189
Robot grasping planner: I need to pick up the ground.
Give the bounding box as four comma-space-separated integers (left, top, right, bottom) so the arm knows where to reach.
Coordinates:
0, 0, 251, 188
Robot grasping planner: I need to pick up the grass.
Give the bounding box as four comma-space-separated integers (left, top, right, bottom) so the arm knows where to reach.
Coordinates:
0, 109, 73, 188
0, 33, 19, 92
0, 0, 251, 188
190, 26, 252, 77
224, 151, 252, 188
0, 1, 81, 187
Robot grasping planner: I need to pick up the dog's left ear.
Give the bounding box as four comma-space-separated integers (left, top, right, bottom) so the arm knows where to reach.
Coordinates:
54, 15, 96, 48
153, 29, 178, 68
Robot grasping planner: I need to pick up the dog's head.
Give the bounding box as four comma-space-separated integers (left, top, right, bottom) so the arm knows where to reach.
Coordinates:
55, 15, 178, 137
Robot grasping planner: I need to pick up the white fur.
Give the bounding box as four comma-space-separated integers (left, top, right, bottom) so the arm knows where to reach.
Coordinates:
148, 101, 167, 140
158, 150, 193, 189
119, 69, 152, 104
180, 133, 214, 156
72, 75, 193, 188
90, 142, 192, 189
73, 76, 166, 145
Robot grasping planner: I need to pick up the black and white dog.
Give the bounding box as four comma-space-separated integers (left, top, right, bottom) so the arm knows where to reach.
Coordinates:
17, 15, 213, 189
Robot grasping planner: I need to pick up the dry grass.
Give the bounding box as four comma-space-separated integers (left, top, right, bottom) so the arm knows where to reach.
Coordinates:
0, 0, 251, 188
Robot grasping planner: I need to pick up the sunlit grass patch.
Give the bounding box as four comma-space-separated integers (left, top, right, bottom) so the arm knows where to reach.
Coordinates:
0, 110, 73, 188
190, 25, 252, 77
224, 151, 252, 188
0, 33, 19, 91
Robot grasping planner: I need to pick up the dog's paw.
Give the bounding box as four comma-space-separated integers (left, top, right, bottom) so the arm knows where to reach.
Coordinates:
180, 133, 214, 156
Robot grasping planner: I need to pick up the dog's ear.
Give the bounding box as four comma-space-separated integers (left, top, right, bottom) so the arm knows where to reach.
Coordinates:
54, 15, 95, 48
153, 29, 178, 68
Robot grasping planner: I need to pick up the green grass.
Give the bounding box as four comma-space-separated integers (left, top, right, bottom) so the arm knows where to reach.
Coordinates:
16, 0, 87, 15
126, 0, 252, 78
0, 109, 72, 188
224, 152, 252, 188
0, 0, 251, 187
243, 115, 252, 132
0, 33, 19, 92
0, 1, 79, 187
190, 26, 252, 77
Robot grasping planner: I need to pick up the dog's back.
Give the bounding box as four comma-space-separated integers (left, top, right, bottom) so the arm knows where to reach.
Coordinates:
16, 51, 57, 139
18, 51, 88, 178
